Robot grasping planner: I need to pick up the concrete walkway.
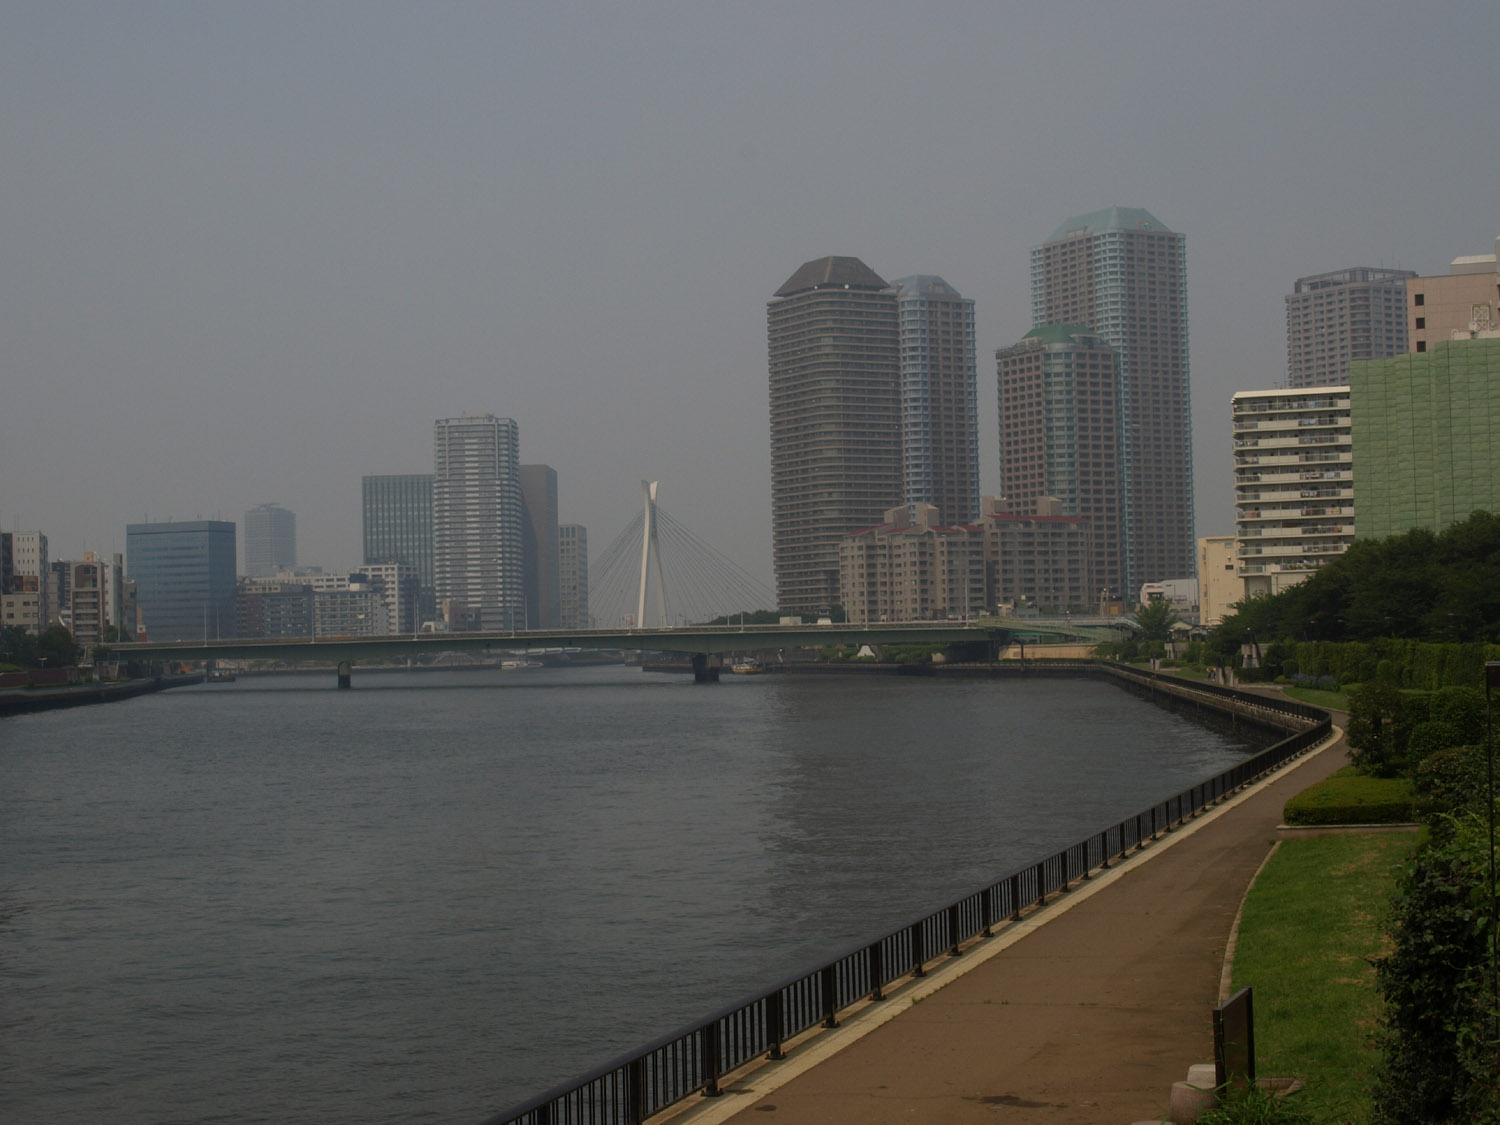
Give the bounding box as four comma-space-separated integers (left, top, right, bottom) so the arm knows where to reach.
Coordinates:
666, 722, 1351, 1125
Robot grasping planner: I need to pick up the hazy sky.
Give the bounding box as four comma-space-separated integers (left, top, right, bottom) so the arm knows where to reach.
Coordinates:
3, 2, 1496, 589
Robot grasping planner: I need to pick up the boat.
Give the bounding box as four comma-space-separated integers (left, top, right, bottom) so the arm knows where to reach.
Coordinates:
205, 668, 236, 683
730, 659, 764, 675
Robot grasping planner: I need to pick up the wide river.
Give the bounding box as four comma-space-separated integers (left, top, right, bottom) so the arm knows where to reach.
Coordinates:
2, 664, 1259, 1124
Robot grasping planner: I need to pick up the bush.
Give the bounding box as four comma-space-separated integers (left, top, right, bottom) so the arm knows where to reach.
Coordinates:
1345, 681, 1418, 777
1373, 816, 1500, 1123
1283, 767, 1415, 825
1412, 743, 1491, 839
1195, 1082, 1315, 1124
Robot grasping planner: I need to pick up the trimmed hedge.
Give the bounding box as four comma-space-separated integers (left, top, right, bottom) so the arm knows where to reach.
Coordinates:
1284, 767, 1415, 825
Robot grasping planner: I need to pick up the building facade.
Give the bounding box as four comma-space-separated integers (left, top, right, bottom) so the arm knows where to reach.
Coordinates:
519, 464, 560, 629
433, 414, 523, 630
1407, 238, 1500, 354
996, 325, 1122, 600
1197, 535, 1239, 627
126, 520, 238, 640
1231, 386, 1354, 598
2, 530, 49, 633
1352, 337, 1500, 541
1031, 207, 1192, 593
892, 275, 979, 525
243, 503, 297, 578
839, 504, 985, 624
558, 523, 589, 629
1284, 267, 1415, 389
768, 256, 902, 616
362, 473, 435, 625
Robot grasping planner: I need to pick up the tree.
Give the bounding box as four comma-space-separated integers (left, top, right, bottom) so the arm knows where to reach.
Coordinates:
1132, 599, 1178, 643
1345, 681, 1418, 777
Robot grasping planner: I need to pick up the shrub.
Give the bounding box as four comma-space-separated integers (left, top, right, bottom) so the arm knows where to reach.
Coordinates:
1283, 767, 1414, 825
1195, 1082, 1315, 1124
1412, 743, 1491, 839
1345, 681, 1418, 777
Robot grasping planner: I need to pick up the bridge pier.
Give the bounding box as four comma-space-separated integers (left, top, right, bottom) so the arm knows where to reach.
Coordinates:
690, 653, 721, 683
337, 661, 352, 690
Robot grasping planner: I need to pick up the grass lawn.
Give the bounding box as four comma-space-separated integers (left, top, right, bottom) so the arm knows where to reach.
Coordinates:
1282, 685, 1351, 711
1227, 831, 1419, 1123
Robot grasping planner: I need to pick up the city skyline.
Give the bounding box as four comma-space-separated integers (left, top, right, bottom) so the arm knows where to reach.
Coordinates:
3, 5, 1496, 584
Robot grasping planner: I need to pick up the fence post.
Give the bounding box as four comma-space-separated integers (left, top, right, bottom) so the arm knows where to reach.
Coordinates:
1009, 873, 1022, 921
981, 885, 994, 936
869, 940, 886, 1002
948, 903, 962, 956
820, 965, 839, 1028
702, 1023, 722, 1097
910, 920, 927, 977
766, 989, 785, 1059
631, 1055, 649, 1118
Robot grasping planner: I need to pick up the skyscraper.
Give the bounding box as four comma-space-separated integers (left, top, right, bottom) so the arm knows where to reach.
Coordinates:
1032, 208, 1192, 594
126, 520, 237, 640
362, 473, 435, 623
519, 464, 560, 629
243, 502, 296, 577
558, 523, 589, 630
1285, 267, 1415, 388
892, 275, 979, 525
996, 325, 1121, 599
432, 414, 522, 630
768, 256, 901, 616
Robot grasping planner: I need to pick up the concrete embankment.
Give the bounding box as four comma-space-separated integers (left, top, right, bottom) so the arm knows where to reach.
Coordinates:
0, 675, 200, 717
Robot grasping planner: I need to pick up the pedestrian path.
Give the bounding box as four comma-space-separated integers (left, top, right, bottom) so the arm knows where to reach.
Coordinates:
665, 723, 1350, 1125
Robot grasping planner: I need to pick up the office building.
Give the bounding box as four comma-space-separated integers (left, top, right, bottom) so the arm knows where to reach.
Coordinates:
1032, 207, 1192, 593
363, 474, 435, 624
433, 414, 523, 630
769, 256, 901, 615
996, 325, 1122, 600
243, 503, 296, 577
1407, 237, 1500, 353
892, 275, 979, 525
1285, 268, 1415, 388
126, 520, 237, 640
1231, 386, 1354, 597
558, 524, 589, 629
519, 464, 560, 629
2, 530, 49, 632
1352, 337, 1500, 541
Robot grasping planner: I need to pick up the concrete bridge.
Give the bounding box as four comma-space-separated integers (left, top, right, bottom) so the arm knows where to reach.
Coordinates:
113, 616, 1123, 685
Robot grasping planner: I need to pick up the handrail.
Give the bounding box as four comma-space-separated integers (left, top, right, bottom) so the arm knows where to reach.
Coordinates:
477, 673, 1332, 1125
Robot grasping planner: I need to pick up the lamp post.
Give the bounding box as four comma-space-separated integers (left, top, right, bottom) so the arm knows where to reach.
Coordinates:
1486, 661, 1500, 1050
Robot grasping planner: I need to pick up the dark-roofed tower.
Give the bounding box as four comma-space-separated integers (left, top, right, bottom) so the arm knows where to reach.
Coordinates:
768, 256, 901, 616
1032, 207, 1191, 595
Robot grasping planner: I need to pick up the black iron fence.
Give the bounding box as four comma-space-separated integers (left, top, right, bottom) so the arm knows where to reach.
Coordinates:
478, 670, 1331, 1125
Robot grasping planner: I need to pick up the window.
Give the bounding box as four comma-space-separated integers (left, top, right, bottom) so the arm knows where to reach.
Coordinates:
1415, 317, 1425, 329
1417, 341, 1426, 353
1414, 293, 1425, 306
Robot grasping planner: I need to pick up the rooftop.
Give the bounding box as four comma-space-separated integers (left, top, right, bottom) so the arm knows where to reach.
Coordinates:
774, 256, 888, 297
1045, 206, 1173, 243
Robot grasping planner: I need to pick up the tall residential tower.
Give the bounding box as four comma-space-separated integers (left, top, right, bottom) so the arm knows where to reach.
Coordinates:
432, 414, 523, 630
768, 257, 901, 616
1284, 267, 1415, 388
1031, 207, 1192, 594
892, 275, 979, 525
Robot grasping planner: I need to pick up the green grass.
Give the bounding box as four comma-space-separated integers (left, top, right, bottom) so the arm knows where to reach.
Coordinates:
1282, 685, 1351, 711
1228, 832, 1419, 1123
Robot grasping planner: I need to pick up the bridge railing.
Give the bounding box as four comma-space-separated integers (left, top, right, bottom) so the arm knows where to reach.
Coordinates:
477, 675, 1332, 1125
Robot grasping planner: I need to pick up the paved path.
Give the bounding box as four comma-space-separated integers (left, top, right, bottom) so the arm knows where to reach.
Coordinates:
669, 720, 1350, 1125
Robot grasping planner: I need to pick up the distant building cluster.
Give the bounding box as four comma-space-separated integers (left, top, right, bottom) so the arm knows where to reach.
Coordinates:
1202, 235, 1500, 625
771, 206, 1191, 619
2, 414, 590, 649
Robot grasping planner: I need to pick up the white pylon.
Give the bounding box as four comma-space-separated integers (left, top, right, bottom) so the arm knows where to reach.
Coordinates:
636, 480, 669, 628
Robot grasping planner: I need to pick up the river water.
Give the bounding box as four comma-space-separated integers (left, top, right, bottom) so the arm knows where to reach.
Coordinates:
1, 665, 1257, 1124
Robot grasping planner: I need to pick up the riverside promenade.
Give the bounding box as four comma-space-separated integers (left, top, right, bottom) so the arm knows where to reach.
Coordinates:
669, 711, 1350, 1125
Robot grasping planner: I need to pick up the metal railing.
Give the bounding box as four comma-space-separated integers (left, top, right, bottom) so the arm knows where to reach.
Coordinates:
478, 671, 1331, 1125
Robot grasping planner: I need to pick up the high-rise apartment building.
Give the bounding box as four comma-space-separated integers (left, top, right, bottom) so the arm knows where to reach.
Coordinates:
1031, 207, 1192, 594
1231, 387, 1354, 598
362, 473, 435, 623
433, 414, 523, 630
1285, 268, 1415, 388
519, 464, 560, 629
558, 523, 589, 629
126, 520, 237, 640
1352, 337, 1500, 541
768, 256, 901, 616
243, 503, 296, 577
996, 325, 1122, 600
892, 275, 979, 525
1407, 237, 1500, 353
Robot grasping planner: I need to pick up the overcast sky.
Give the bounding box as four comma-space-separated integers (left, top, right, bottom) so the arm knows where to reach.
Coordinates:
3, 1, 1496, 590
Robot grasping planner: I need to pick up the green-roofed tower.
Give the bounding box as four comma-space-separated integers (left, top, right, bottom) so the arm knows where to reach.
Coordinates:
1031, 208, 1192, 597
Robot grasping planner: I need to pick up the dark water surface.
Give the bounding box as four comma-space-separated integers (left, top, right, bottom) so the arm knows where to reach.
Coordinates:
2, 665, 1257, 1123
